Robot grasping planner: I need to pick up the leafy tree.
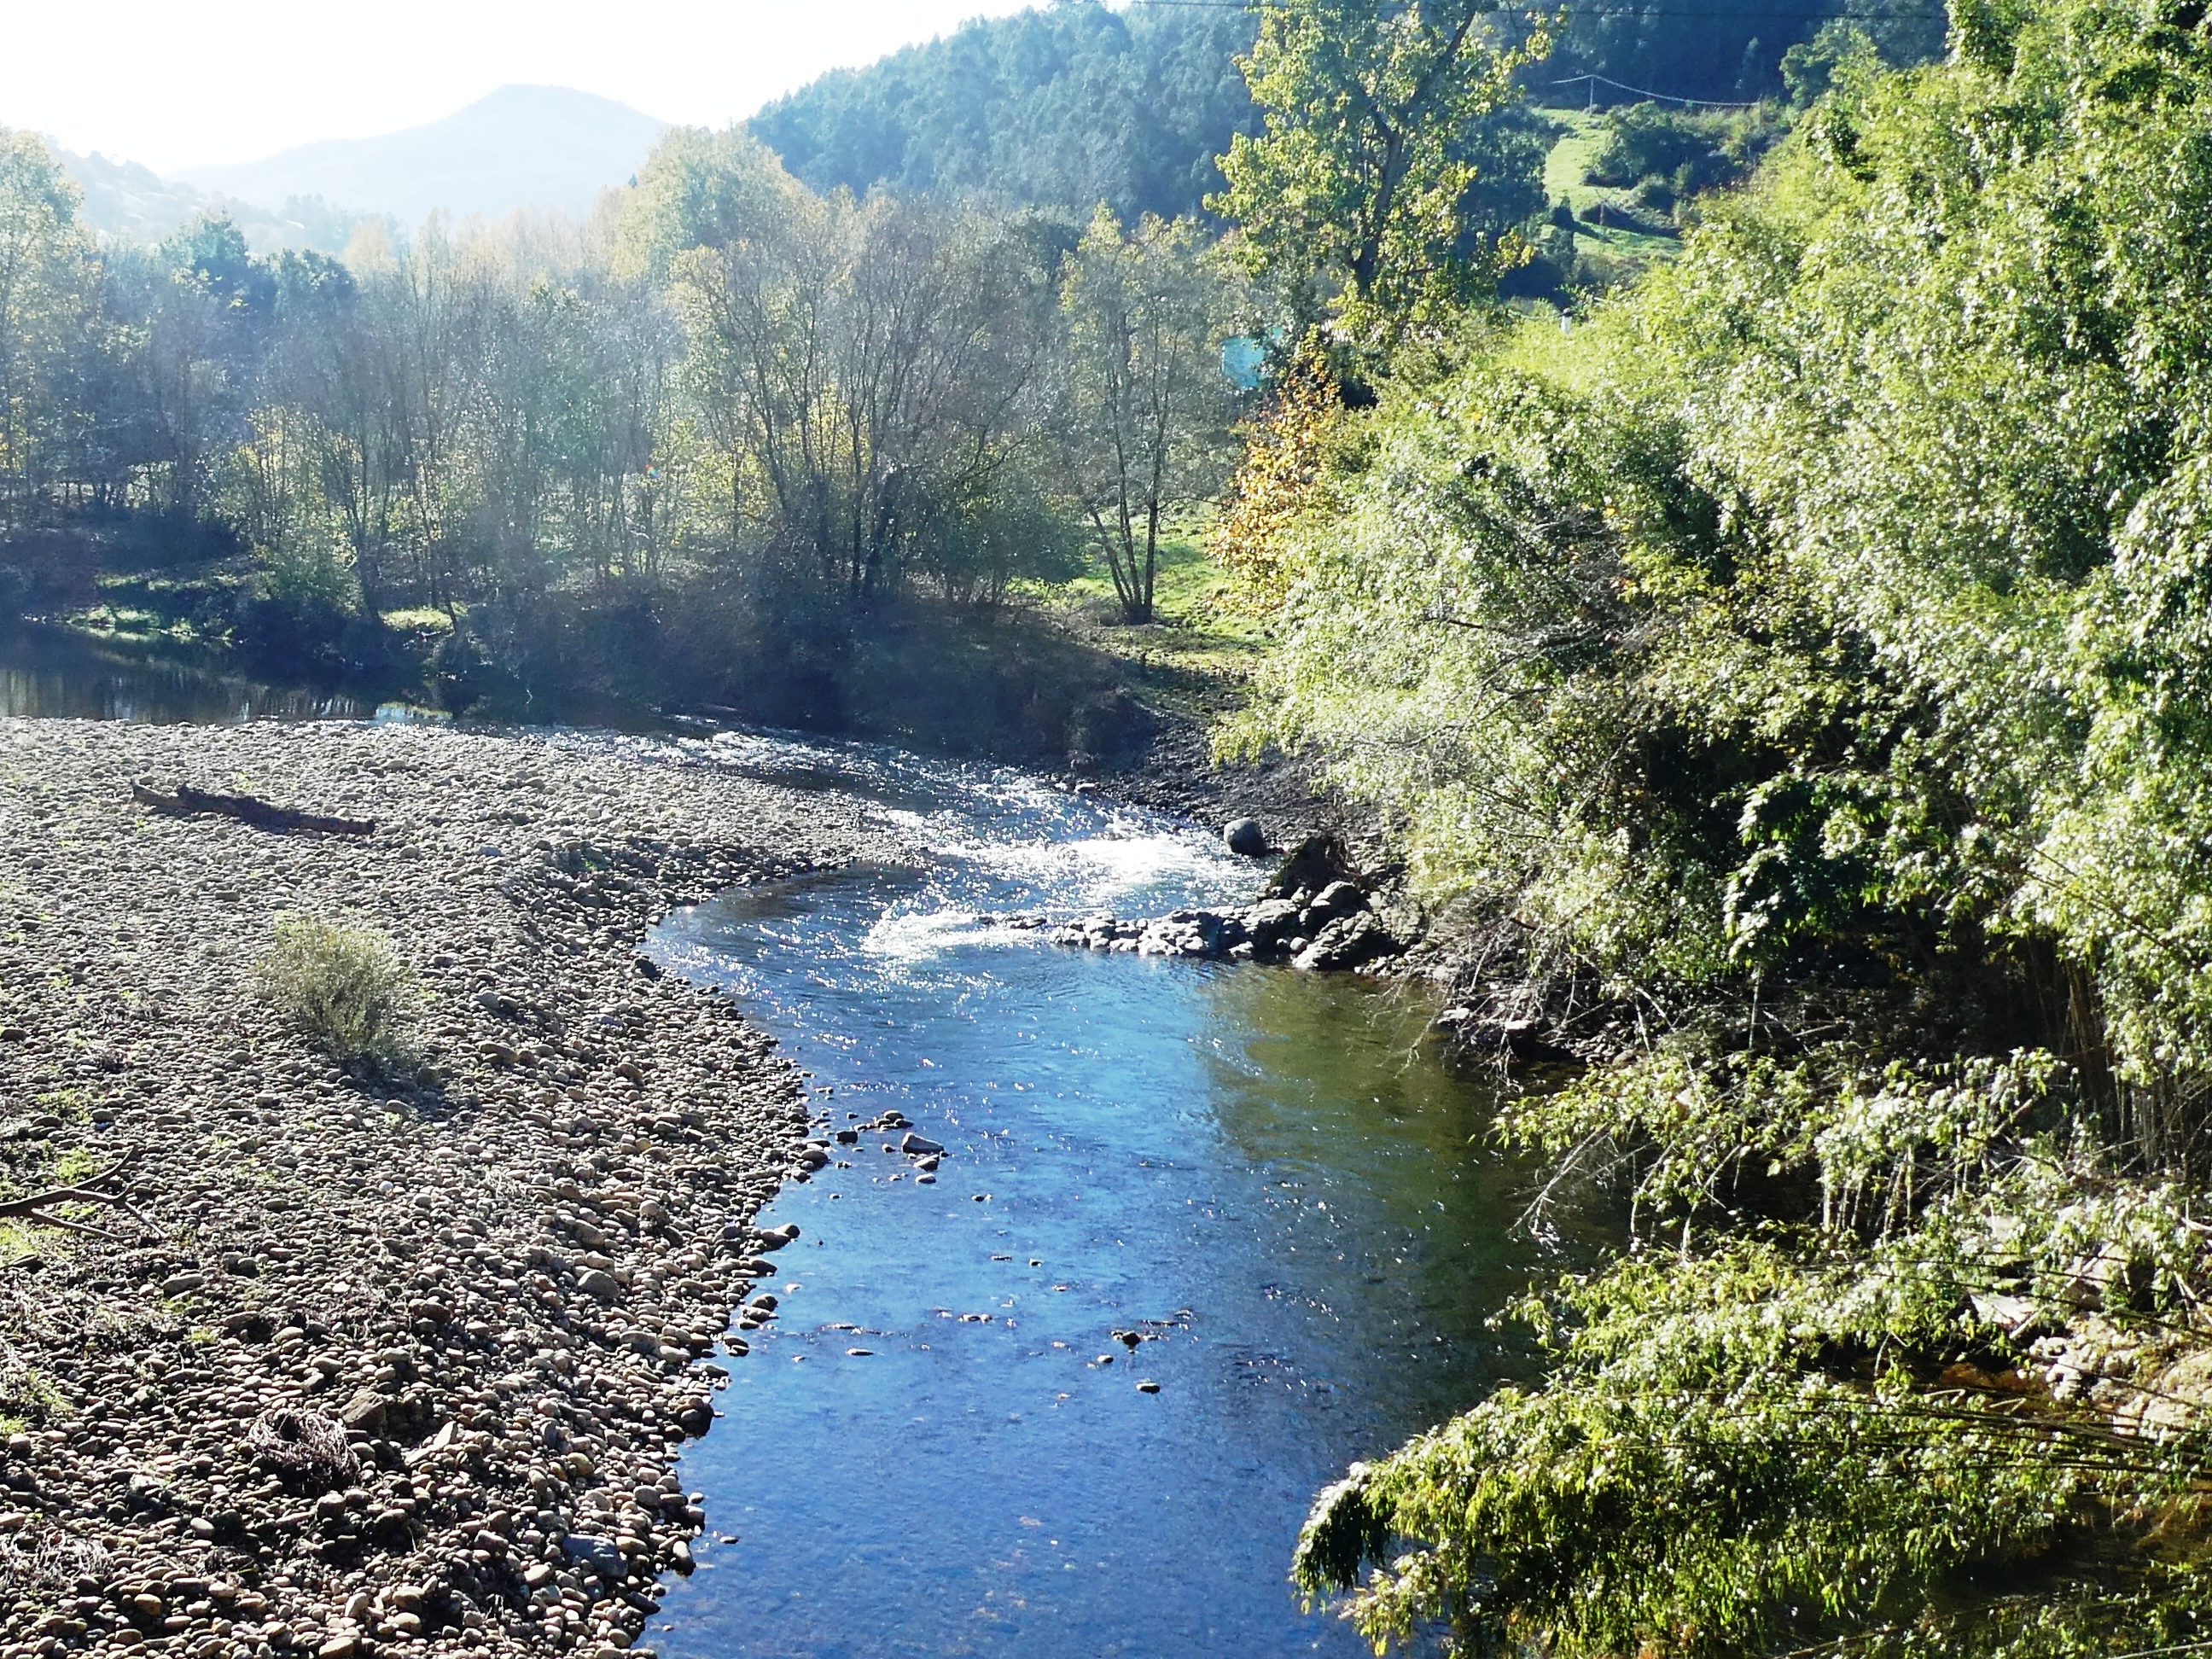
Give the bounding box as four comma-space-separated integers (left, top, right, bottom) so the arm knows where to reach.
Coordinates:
1210, 0, 1554, 337
614, 126, 799, 282
668, 146, 1060, 603
1055, 209, 1238, 622
172, 214, 274, 320
0, 131, 91, 513
1208, 332, 1345, 609
1779, 18, 1883, 108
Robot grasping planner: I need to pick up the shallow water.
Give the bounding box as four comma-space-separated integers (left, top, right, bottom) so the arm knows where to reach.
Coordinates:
0, 625, 375, 724
644, 734, 1609, 1658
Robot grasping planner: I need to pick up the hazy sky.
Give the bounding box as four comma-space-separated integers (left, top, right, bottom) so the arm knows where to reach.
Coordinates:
3, 0, 1038, 174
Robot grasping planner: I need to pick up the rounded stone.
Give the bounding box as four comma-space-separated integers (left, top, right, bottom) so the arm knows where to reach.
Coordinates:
1223, 818, 1268, 858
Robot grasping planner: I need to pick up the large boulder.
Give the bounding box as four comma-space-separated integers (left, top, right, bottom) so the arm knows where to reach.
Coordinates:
1243, 898, 1302, 951
1224, 818, 1268, 857
1304, 880, 1367, 927
1265, 835, 1357, 904
1291, 911, 1398, 973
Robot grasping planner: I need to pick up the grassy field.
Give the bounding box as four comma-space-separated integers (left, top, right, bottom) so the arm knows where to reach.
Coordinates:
1537, 108, 1686, 277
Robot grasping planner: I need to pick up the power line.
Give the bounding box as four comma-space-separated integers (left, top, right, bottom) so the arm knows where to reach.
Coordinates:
1552, 71, 1758, 102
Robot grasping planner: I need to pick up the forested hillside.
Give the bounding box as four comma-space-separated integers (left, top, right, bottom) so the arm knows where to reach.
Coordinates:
1551, 0, 1946, 98
748, 0, 1946, 227
748, 1, 1260, 222
48, 146, 360, 255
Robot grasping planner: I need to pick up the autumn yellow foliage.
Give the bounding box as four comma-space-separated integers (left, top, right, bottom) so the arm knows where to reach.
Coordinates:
1208, 337, 1345, 611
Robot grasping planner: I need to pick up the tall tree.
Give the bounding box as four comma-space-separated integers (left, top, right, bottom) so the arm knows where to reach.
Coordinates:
1210, 0, 1552, 336
124, 217, 274, 520
665, 137, 1057, 602
1057, 208, 1237, 623
0, 131, 90, 515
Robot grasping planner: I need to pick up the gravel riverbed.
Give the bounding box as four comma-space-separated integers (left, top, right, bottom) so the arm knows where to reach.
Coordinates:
0, 718, 897, 1659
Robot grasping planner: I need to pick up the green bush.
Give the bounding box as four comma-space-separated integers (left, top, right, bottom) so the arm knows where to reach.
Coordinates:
255, 917, 417, 1068
1240, 0, 2212, 1641
1586, 103, 1728, 190
1585, 102, 1778, 197
259, 538, 358, 613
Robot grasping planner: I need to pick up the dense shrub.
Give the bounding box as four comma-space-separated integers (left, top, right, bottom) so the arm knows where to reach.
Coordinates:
255, 917, 416, 1069
1242, 0, 2212, 1644
1584, 102, 1775, 195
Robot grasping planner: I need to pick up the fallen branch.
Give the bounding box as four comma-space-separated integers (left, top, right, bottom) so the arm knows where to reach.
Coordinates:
131, 782, 375, 837
0, 1151, 156, 1242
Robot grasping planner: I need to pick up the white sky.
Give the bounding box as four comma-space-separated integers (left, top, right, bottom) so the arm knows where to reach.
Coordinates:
3, 1, 1040, 174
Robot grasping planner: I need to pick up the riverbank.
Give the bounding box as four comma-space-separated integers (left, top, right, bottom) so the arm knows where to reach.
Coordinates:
0, 719, 896, 1659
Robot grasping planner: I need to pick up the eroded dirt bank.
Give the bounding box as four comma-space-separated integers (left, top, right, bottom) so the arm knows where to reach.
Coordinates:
0, 718, 896, 1659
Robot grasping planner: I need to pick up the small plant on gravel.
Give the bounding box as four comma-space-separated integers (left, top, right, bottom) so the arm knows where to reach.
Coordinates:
255, 917, 417, 1068
246, 1406, 359, 1490
0, 1526, 114, 1587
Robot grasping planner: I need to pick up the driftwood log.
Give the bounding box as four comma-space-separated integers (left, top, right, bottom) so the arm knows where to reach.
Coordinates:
0, 1150, 154, 1242
131, 782, 375, 836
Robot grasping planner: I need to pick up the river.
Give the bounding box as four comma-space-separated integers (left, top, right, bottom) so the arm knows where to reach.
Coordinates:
0, 623, 376, 723
4, 628, 1608, 1656
631, 731, 1607, 1657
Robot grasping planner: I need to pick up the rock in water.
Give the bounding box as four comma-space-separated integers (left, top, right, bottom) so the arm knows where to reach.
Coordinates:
1224, 818, 1268, 857
1293, 911, 1397, 973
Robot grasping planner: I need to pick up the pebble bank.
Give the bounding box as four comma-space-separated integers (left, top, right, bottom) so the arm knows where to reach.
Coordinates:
0, 719, 895, 1659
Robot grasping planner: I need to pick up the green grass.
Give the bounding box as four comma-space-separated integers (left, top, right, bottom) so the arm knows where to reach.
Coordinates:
1021, 517, 1275, 722
71, 605, 167, 637
380, 607, 455, 634
1537, 108, 1685, 278
1543, 108, 1610, 207
93, 572, 225, 598
0, 1218, 49, 1264
72, 570, 242, 646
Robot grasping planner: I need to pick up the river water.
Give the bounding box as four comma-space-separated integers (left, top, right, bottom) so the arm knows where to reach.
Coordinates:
1, 628, 1606, 1656
638, 731, 1607, 1658
0, 624, 375, 723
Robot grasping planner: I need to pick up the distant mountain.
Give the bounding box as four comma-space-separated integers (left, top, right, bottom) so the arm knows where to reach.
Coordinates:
177, 85, 669, 228
51, 145, 364, 254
